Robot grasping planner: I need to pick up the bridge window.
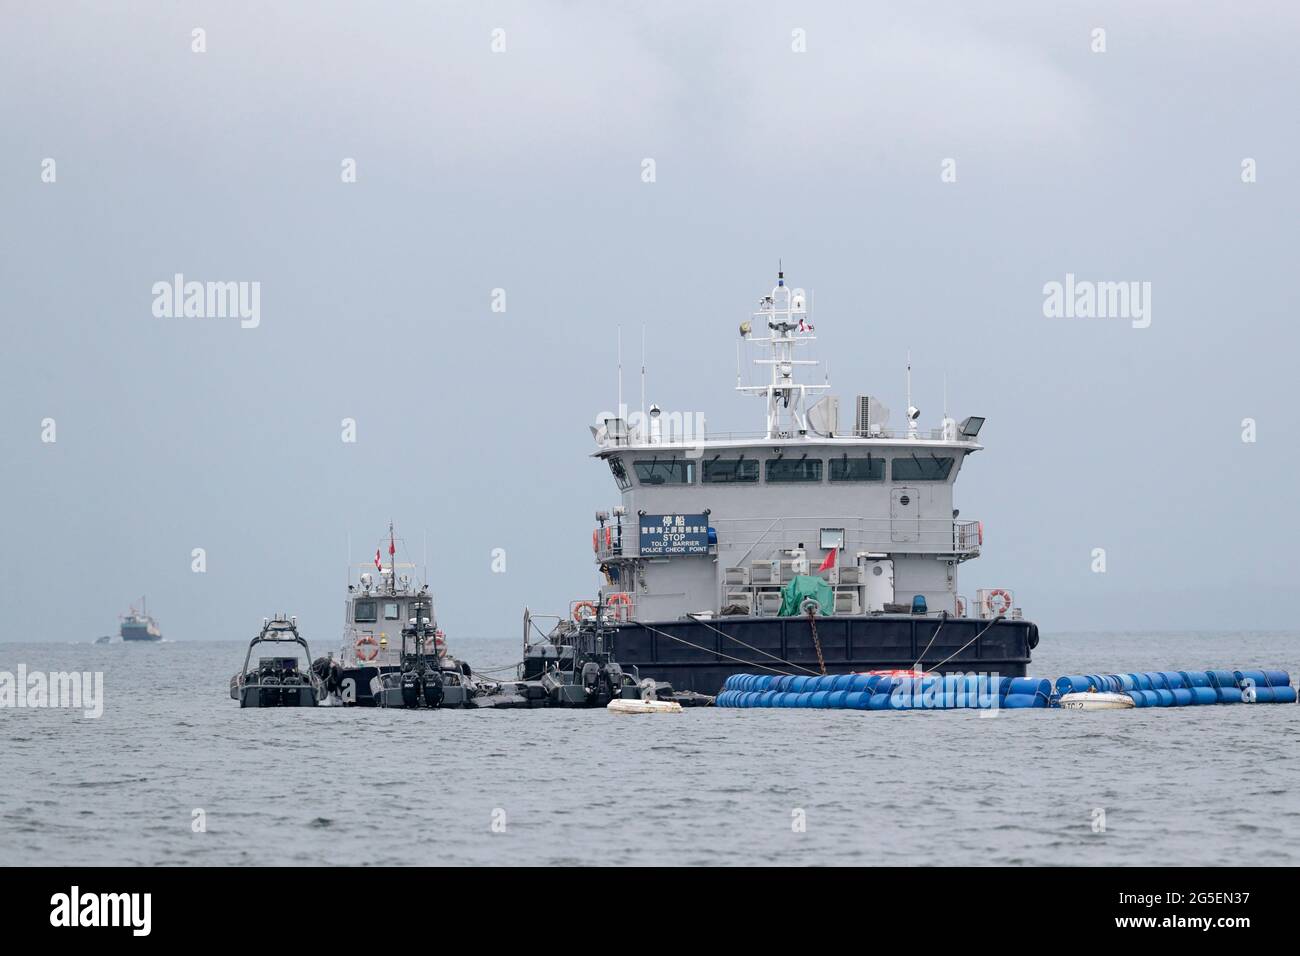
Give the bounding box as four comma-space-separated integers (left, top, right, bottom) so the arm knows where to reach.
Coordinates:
765, 458, 823, 482
891, 455, 955, 481
829, 456, 885, 481
384, 602, 401, 620
703, 458, 759, 483
354, 600, 377, 623
634, 459, 695, 485
608, 456, 632, 490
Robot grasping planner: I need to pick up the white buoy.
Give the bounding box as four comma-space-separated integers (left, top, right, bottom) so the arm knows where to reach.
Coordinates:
1059, 691, 1134, 711
607, 698, 683, 715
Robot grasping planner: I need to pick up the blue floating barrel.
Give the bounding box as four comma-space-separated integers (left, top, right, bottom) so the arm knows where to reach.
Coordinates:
1179, 671, 1212, 689
1235, 669, 1292, 689
1249, 686, 1298, 704
1002, 693, 1044, 709
1132, 673, 1153, 690
1205, 670, 1236, 689
827, 690, 849, 708
1170, 688, 1194, 707
1215, 686, 1244, 704
1158, 671, 1185, 689
1055, 675, 1092, 695
844, 691, 870, 709
1007, 677, 1051, 698
831, 674, 854, 692
867, 693, 893, 710
1153, 689, 1176, 707
1127, 690, 1154, 707
1188, 687, 1217, 705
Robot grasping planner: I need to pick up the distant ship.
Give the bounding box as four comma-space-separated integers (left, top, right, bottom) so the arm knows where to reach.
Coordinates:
119, 598, 162, 642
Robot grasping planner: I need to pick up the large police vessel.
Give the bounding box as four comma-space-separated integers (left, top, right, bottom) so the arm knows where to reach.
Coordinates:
540, 268, 1038, 693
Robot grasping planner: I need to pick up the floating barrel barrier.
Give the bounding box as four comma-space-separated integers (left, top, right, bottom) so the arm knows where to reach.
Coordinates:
716, 669, 1295, 710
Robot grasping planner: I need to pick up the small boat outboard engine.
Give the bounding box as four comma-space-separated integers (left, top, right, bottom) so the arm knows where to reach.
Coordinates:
400, 670, 424, 709
375, 615, 454, 708
257, 663, 282, 708
422, 670, 444, 708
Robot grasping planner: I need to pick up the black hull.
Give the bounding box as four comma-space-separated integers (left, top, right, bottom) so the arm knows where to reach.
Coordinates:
606, 615, 1038, 694
338, 665, 386, 706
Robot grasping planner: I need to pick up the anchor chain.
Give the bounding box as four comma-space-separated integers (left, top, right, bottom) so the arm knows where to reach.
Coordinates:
806, 605, 827, 676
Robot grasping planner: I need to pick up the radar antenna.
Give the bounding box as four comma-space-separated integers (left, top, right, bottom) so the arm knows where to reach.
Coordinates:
735, 266, 829, 439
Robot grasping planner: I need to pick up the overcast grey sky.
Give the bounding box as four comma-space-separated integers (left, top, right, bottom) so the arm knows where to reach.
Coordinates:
2, 1, 1298, 643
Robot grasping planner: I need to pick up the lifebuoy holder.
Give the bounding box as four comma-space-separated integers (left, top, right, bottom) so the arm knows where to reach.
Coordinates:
985, 589, 1012, 616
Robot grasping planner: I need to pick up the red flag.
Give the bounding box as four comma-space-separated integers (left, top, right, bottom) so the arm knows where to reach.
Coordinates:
817, 549, 836, 573
374, 549, 382, 570
389, 532, 396, 557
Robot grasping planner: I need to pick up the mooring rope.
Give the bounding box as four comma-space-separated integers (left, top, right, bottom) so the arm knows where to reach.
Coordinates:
911, 610, 950, 671
926, 615, 1005, 671
638, 621, 798, 677
686, 613, 821, 676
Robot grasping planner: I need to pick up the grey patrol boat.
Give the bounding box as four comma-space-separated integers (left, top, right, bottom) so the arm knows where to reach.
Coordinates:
535, 267, 1039, 693
330, 524, 475, 706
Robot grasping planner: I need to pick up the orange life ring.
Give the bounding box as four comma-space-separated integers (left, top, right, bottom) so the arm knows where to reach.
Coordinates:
606, 592, 632, 620
985, 589, 1012, 616
573, 601, 598, 622
355, 635, 380, 662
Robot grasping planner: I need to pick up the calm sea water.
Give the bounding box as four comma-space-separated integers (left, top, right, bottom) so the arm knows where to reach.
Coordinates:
1, 632, 1296, 866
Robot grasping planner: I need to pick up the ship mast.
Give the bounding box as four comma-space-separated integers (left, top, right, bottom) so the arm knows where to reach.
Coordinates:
736, 265, 828, 439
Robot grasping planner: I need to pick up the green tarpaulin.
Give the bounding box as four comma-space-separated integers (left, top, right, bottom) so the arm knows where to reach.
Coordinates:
778, 574, 834, 617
